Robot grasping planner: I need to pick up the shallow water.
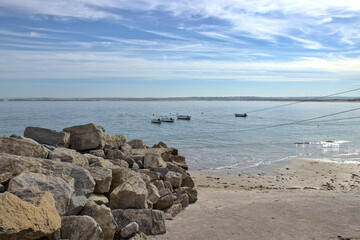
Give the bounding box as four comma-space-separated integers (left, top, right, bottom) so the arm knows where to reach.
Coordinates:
1, 100, 359, 171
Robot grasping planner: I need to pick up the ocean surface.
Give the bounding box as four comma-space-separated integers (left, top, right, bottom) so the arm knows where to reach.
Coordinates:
1, 101, 359, 171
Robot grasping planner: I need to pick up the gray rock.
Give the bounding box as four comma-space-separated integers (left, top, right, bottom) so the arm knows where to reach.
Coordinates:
164, 181, 173, 191
170, 154, 188, 170
120, 143, 132, 156
139, 169, 161, 182
63, 123, 105, 151
146, 183, 160, 204
165, 202, 183, 218
129, 232, 148, 240
104, 134, 127, 148
144, 153, 166, 169
110, 167, 142, 193
85, 154, 115, 168
124, 157, 135, 167
112, 209, 166, 235
0, 183, 4, 193
49, 147, 88, 167
175, 193, 189, 208
87, 166, 112, 193
164, 171, 182, 188
109, 175, 148, 209
120, 222, 139, 238
150, 167, 169, 180
61, 215, 102, 240
66, 195, 87, 216
9, 172, 74, 216
81, 201, 117, 240
153, 180, 165, 191
152, 141, 168, 148
166, 162, 194, 188
0, 153, 95, 197
153, 189, 174, 210
88, 193, 109, 205
24, 126, 70, 148
176, 187, 198, 203
89, 149, 106, 158
128, 139, 147, 149
0, 136, 48, 158
105, 149, 126, 160
132, 162, 140, 170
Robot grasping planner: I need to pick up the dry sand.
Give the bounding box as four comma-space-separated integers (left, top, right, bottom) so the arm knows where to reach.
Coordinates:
150, 159, 360, 240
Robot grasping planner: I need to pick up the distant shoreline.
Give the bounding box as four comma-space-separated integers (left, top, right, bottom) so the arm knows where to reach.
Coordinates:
1, 97, 360, 102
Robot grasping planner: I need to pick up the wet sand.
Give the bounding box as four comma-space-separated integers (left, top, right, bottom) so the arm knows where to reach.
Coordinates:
150, 159, 360, 240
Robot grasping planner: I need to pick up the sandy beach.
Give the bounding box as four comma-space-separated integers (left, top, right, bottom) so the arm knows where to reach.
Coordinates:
150, 159, 360, 240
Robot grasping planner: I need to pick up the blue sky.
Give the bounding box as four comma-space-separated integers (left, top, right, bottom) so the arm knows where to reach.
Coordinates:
0, 0, 360, 98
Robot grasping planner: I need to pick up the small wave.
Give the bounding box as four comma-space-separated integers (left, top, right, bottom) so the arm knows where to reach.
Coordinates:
295, 140, 349, 145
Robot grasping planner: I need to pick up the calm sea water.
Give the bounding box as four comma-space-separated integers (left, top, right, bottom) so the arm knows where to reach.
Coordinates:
1, 101, 360, 171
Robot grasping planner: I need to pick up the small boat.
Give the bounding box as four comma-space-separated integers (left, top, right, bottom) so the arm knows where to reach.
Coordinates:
161, 116, 175, 122
151, 118, 162, 123
177, 115, 191, 120
235, 113, 247, 117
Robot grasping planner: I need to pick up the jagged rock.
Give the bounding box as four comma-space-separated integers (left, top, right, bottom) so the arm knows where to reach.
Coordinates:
110, 174, 148, 209
81, 201, 117, 240
129, 232, 148, 240
87, 166, 112, 193
109, 159, 129, 168
0, 191, 61, 240
176, 187, 198, 203
170, 154, 188, 170
88, 193, 109, 205
164, 181, 173, 191
66, 195, 87, 216
171, 148, 178, 155
112, 209, 166, 235
175, 193, 189, 208
85, 154, 115, 169
24, 126, 70, 148
124, 157, 135, 167
120, 143, 132, 156
89, 149, 106, 158
120, 222, 139, 238
144, 153, 166, 169
0, 183, 4, 193
154, 189, 174, 210
165, 202, 183, 218
166, 162, 194, 188
146, 183, 160, 204
139, 169, 161, 182
0, 153, 95, 196
61, 215, 102, 240
63, 123, 105, 151
9, 172, 74, 216
105, 134, 127, 148
0, 136, 48, 158
164, 171, 182, 188
152, 141, 168, 148
106, 149, 126, 160
128, 139, 147, 149
153, 180, 165, 191
132, 162, 140, 170
49, 147, 88, 167
150, 167, 169, 180
110, 167, 143, 192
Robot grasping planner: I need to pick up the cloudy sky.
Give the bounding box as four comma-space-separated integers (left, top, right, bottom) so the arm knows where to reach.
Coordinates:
0, 0, 360, 98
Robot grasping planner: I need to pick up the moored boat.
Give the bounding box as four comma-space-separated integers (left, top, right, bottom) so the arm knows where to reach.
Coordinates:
235, 113, 247, 117
177, 115, 191, 120
161, 116, 175, 122
151, 118, 162, 123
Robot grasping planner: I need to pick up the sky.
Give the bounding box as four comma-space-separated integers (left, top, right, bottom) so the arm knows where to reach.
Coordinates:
0, 0, 360, 98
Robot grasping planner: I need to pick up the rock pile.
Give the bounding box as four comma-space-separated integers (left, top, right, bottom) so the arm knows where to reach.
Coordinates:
0, 123, 197, 240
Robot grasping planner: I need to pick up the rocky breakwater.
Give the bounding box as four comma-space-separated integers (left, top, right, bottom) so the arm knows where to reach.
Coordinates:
0, 123, 197, 240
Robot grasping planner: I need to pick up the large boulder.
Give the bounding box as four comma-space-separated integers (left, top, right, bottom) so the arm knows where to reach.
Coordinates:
170, 154, 188, 170
87, 166, 112, 194
146, 183, 160, 204
112, 209, 166, 235
164, 171, 182, 188
105, 134, 127, 148
49, 147, 88, 167
81, 201, 117, 240
143, 153, 166, 169
0, 136, 48, 158
63, 123, 105, 151
8, 172, 74, 216
61, 215, 102, 240
127, 139, 147, 149
109, 175, 148, 209
0, 191, 61, 240
106, 149, 126, 160
66, 195, 87, 216
24, 126, 70, 148
175, 187, 198, 203
110, 167, 144, 193
153, 189, 174, 210
0, 153, 95, 196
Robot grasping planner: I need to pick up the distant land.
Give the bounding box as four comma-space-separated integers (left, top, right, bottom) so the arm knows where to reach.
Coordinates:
1, 97, 360, 102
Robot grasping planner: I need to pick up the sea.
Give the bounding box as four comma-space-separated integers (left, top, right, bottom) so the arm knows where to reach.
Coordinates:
1, 100, 359, 171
